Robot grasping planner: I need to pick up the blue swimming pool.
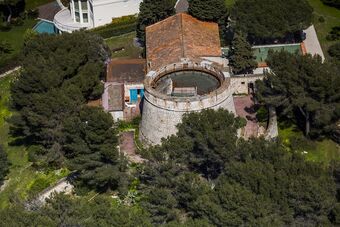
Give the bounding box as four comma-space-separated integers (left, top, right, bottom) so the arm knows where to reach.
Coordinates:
33, 20, 58, 34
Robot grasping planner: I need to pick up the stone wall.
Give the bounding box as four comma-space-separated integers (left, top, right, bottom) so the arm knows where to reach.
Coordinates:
140, 62, 236, 145
230, 75, 264, 94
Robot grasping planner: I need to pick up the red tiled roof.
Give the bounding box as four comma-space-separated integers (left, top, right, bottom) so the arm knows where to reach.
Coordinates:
146, 13, 222, 71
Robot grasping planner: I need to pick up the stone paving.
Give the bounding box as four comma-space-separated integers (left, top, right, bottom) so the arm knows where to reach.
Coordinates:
233, 95, 259, 139
303, 25, 325, 62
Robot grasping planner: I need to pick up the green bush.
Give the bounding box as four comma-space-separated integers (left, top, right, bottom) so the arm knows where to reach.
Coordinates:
256, 106, 269, 123
326, 26, 340, 41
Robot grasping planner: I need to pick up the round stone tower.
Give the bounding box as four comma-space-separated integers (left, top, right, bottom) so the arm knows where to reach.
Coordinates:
140, 61, 236, 145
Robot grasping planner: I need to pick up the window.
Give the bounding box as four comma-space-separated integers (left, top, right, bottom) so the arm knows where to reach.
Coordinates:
241, 82, 245, 85
83, 13, 88, 23
81, 0, 88, 10
74, 0, 79, 11
75, 12, 80, 22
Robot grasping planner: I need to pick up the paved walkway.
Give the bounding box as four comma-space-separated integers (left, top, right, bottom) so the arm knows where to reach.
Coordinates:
0, 66, 21, 79
303, 25, 325, 62
175, 0, 189, 13
234, 95, 259, 139
119, 131, 145, 163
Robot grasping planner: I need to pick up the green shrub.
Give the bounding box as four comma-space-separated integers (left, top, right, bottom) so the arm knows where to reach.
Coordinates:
328, 42, 340, 60
318, 16, 325, 23
256, 106, 269, 123
327, 26, 340, 41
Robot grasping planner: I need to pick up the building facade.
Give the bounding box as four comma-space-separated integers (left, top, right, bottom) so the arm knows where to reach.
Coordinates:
54, 0, 142, 33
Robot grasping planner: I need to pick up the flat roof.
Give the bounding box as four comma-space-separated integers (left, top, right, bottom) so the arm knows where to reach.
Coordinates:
106, 59, 146, 83
146, 13, 222, 71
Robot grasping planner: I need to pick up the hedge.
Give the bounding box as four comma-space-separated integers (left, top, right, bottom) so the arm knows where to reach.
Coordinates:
91, 15, 137, 39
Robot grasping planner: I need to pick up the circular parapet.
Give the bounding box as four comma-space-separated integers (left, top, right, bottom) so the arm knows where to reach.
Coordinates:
140, 61, 236, 145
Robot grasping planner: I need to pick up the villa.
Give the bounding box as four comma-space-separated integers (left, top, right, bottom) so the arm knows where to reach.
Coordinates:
53, 0, 142, 33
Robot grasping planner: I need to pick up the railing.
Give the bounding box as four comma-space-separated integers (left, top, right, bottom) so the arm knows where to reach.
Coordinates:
53, 9, 89, 33
149, 62, 225, 87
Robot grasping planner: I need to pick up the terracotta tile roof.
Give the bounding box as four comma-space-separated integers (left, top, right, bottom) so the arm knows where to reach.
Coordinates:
146, 13, 222, 71
106, 59, 146, 83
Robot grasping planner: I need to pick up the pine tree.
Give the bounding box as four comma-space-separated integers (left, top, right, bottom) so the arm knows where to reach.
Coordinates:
229, 33, 257, 74
188, 0, 227, 23
136, 0, 176, 45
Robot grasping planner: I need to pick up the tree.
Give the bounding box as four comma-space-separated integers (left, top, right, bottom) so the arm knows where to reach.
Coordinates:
232, 0, 313, 42
328, 42, 340, 61
256, 51, 340, 137
63, 107, 128, 192
188, 0, 227, 23
0, 145, 9, 185
157, 109, 244, 179
10, 32, 109, 149
0, 0, 25, 22
229, 33, 257, 74
136, 0, 175, 45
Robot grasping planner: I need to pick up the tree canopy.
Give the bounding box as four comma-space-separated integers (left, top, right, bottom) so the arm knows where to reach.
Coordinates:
138, 109, 339, 226
9, 32, 127, 191
188, 0, 227, 23
136, 0, 176, 45
229, 33, 257, 74
256, 51, 340, 138
231, 0, 313, 42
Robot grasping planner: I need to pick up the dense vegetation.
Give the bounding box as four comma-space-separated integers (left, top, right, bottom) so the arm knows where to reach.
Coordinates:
9, 32, 127, 192
188, 0, 227, 23
136, 0, 176, 45
231, 0, 313, 42
256, 51, 340, 138
1, 109, 339, 226
229, 33, 257, 74
0, 145, 9, 186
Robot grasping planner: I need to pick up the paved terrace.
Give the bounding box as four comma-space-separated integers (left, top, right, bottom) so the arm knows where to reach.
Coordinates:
234, 95, 259, 139
53, 8, 90, 32
303, 25, 325, 62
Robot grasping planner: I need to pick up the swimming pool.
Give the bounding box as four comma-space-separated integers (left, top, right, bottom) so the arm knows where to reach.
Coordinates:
33, 20, 58, 34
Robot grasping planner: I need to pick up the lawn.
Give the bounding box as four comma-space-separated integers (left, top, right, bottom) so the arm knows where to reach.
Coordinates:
0, 73, 67, 209
105, 32, 142, 59
225, 0, 235, 8
0, 19, 37, 68
279, 125, 340, 165
307, 0, 340, 57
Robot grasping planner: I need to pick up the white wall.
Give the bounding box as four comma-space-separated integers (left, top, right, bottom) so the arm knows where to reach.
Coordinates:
92, 0, 142, 27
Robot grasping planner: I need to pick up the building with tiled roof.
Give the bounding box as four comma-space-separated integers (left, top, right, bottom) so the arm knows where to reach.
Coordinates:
145, 13, 222, 72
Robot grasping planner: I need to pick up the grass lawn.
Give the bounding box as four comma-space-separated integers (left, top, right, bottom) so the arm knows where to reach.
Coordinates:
105, 32, 142, 59
0, 19, 37, 67
225, 0, 235, 8
0, 73, 68, 209
307, 0, 340, 57
279, 125, 340, 165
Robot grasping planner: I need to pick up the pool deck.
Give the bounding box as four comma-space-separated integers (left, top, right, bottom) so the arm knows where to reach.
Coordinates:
303, 25, 325, 62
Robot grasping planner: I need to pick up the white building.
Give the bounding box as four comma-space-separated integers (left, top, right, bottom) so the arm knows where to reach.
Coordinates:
54, 0, 142, 33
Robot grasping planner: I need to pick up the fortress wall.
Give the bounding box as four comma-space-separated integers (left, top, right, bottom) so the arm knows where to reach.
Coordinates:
230, 75, 264, 94
140, 86, 235, 145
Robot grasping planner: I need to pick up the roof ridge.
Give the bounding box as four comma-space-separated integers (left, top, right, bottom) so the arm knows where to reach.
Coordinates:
179, 13, 185, 58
